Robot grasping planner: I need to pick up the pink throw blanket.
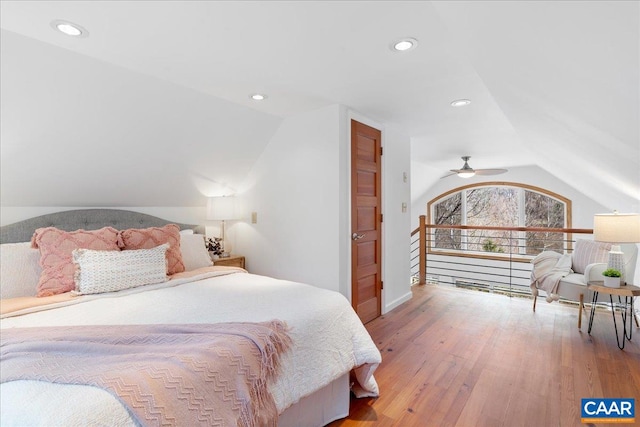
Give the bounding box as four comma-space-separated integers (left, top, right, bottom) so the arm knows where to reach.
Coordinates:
1, 321, 291, 427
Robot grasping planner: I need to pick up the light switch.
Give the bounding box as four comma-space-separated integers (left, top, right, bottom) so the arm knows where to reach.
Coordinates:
403, 172, 408, 183
251, 212, 258, 224
402, 202, 407, 213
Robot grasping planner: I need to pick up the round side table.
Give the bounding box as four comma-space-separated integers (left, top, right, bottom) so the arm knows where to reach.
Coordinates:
586, 281, 640, 349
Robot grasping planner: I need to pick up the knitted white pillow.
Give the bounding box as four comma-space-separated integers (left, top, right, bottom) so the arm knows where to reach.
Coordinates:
73, 244, 168, 295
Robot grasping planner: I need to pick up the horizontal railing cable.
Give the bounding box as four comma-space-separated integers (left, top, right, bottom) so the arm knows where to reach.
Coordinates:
410, 215, 595, 297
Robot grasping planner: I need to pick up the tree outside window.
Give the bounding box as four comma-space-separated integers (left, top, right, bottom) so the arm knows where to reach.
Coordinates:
429, 184, 568, 256
433, 192, 461, 250
524, 191, 565, 254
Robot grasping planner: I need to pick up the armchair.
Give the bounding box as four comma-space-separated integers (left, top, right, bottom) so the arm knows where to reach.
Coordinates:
531, 240, 638, 329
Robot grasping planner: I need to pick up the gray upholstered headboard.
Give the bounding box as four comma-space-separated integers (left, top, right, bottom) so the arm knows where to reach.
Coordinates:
0, 209, 204, 244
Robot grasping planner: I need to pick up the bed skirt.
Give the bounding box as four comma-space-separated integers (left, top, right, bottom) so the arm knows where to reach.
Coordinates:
279, 373, 350, 426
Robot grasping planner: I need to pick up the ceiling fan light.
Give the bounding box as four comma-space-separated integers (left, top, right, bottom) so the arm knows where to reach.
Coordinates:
458, 171, 476, 178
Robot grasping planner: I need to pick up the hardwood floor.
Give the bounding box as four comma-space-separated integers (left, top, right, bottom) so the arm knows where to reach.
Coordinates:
329, 284, 640, 427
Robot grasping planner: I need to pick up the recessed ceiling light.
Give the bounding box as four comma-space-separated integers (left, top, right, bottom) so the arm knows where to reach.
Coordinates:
391, 37, 418, 52
450, 99, 471, 107
50, 20, 88, 37
250, 93, 267, 101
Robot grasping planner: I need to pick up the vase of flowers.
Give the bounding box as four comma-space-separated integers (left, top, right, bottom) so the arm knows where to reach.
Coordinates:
206, 237, 223, 259
602, 268, 621, 288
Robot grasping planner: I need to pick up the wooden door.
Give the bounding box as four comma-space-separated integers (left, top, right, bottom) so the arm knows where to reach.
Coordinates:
351, 120, 382, 324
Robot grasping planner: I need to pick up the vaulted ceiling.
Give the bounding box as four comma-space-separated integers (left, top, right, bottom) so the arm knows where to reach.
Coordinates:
1, 1, 638, 209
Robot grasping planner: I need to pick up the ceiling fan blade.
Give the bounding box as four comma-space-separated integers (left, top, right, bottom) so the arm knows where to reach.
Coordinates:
442, 156, 508, 178
474, 168, 508, 176
440, 171, 459, 179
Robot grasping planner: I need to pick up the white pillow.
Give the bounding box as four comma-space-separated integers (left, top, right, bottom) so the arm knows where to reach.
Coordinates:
180, 233, 213, 271
0, 242, 42, 299
179, 229, 194, 235
572, 239, 611, 274
72, 244, 168, 295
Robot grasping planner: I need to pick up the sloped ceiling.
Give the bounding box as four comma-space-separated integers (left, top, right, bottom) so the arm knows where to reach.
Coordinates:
1, 30, 282, 207
0, 1, 638, 209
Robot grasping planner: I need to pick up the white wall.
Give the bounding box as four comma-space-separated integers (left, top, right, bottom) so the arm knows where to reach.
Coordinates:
1, 30, 282, 208
234, 105, 412, 312
380, 125, 412, 311
234, 105, 342, 291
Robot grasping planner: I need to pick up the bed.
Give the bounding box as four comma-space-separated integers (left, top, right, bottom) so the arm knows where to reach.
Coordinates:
0, 209, 382, 426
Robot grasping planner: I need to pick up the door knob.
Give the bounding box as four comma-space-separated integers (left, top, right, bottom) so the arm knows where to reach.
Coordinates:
352, 233, 365, 241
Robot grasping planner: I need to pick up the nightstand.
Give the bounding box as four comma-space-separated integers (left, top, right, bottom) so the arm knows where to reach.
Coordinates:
212, 255, 245, 269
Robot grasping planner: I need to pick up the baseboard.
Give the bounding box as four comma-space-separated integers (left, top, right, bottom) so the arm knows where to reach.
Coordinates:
384, 291, 412, 313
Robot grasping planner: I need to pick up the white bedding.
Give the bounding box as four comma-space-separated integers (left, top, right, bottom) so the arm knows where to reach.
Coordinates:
0, 268, 381, 426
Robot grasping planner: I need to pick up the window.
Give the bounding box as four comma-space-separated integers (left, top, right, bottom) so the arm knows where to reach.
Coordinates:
429, 183, 570, 257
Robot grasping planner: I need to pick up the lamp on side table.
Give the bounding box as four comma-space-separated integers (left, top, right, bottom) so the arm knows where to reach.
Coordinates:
593, 212, 640, 285
207, 195, 238, 258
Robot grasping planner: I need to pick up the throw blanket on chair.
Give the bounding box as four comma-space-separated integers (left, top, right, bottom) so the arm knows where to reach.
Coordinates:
1, 321, 291, 427
530, 251, 573, 302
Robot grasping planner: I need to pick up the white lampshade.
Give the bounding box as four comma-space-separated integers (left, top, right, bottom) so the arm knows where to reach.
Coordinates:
593, 213, 640, 243
206, 196, 237, 221
594, 212, 640, 285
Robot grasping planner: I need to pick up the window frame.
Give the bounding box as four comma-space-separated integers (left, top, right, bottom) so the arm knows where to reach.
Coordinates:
427, 182, 572, 261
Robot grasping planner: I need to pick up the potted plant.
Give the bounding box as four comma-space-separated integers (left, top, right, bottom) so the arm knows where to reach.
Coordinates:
602, 268, 622, 288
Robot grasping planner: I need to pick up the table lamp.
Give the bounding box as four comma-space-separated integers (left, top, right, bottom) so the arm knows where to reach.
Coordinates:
206, 195, 237, 258
593, 212, 640, 285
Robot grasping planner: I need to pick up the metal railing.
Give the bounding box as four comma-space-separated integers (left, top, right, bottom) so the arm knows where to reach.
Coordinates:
410, 215, 594, 297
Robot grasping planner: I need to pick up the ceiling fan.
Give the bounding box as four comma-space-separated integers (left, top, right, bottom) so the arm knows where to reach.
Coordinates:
441, 156, 508, 179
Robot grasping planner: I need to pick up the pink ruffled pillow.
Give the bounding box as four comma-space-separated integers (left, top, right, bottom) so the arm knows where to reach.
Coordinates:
31, 227, 121, 297
118, 224, 185, 275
